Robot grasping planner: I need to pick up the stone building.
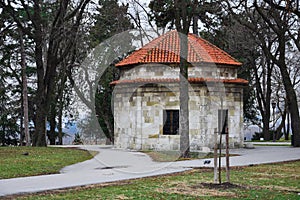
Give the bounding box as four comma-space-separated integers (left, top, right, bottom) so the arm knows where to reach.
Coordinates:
111, 30, 248, 151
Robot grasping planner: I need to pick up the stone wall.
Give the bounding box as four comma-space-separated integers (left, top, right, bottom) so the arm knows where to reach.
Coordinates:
113, 84, 244, 151
120, 63, 237, 80
113, 64, 244, 151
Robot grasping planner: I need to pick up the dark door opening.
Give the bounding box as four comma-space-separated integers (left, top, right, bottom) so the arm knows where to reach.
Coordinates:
163, 110, 179, 135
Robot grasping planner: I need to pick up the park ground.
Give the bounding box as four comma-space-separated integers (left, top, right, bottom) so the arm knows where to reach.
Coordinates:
1, 144, 300, 199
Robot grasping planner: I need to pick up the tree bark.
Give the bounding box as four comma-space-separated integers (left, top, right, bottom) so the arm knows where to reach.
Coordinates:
103, 117, 114, 144
174, 0, 193, 158
276, 32, 300, 146
20, 31, 31, 146
192, 0, 199, 35
34, 108, 47, 146
286, 109, 290, 140
178, 32, 190, 158
48, 104, 56, 145
58, 99, 63, 145
278, 61, 300, 146
20, 30, 30, 146
32, 0, 47, 146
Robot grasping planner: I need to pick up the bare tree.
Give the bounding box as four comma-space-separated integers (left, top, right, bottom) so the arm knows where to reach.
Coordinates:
224, 0, 300, 146
0, 0, 91, 146
254, 0, 300, 146
225, 2, 275, 140
127, 0, 164, 45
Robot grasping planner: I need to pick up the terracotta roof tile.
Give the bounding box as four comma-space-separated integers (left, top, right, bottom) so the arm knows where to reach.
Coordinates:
110, 78, 248, 86
116, 30, 241, 67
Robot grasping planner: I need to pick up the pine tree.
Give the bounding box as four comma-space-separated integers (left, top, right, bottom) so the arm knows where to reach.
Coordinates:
91, 0, 133, 144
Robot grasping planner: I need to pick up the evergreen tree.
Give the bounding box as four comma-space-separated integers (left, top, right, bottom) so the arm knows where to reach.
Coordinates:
91, 0, 133, 144
0, 69, 19, 146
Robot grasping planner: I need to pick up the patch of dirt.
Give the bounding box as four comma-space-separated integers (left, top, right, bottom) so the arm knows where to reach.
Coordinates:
261, 185, 300, 193
193, 182, 246, 190
156, 182, 238, 198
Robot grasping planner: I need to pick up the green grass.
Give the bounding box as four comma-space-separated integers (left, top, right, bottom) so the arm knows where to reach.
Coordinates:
0, 146, 94, 179
14, 160, 300, 199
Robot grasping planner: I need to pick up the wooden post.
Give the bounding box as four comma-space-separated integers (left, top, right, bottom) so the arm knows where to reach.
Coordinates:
214, 128, 218, 183
218, 97, 223, 184
225, 129, 230, 183
218, 130, 222, 184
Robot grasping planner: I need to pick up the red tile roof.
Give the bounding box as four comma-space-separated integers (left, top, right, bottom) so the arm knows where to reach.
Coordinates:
116, 30, 242, 67
111, 78, 248, 86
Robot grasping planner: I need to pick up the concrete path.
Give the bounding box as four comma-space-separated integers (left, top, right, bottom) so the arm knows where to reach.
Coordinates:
1, 145, 300, 197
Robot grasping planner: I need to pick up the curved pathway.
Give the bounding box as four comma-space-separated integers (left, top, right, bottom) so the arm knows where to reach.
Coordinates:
0, 145, 300, 197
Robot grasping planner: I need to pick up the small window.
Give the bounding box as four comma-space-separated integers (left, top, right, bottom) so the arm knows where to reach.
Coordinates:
218, 109, 228, 134
163, 110, 179, 135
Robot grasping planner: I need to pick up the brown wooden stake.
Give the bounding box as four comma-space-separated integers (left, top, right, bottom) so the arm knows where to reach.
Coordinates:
214, 129, 218, 183
219, 98, 223, 184
218, 132, 222, 184
226, 130, 230, 183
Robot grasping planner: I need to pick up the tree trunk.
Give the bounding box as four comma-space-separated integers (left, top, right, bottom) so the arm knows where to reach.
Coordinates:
32, 1, 47, 147
20, 30, 30, 146
174, 0, 193, 158
58, 101, 63, 145
285, 95, 299, 146
48, 105, 56, 145
178, 32, 190, 158
19, 107, 24, 146
252, 58, 272, 141
192, 15, 198, 35
262, 114, 270, 141
57, 67, 69, 145
284, 82, 300, 147
192, 0, 199, 35
34, 108, 47, 146
277, 44, 300, 147
103, 117, 114, 144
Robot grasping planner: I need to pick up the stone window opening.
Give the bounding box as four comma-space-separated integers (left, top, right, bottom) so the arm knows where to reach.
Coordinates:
218, 109, 229, 134
163, 110, 179, 135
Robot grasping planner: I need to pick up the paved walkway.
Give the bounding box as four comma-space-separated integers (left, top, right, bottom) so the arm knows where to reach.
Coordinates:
1, 145, 300, 197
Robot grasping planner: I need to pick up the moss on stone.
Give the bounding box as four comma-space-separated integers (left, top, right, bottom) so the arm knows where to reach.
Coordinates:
148, 134, 159, 138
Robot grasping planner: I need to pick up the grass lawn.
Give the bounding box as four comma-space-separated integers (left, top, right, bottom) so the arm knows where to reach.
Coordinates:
14, 160, 300, 199
0, 146, 94, 179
